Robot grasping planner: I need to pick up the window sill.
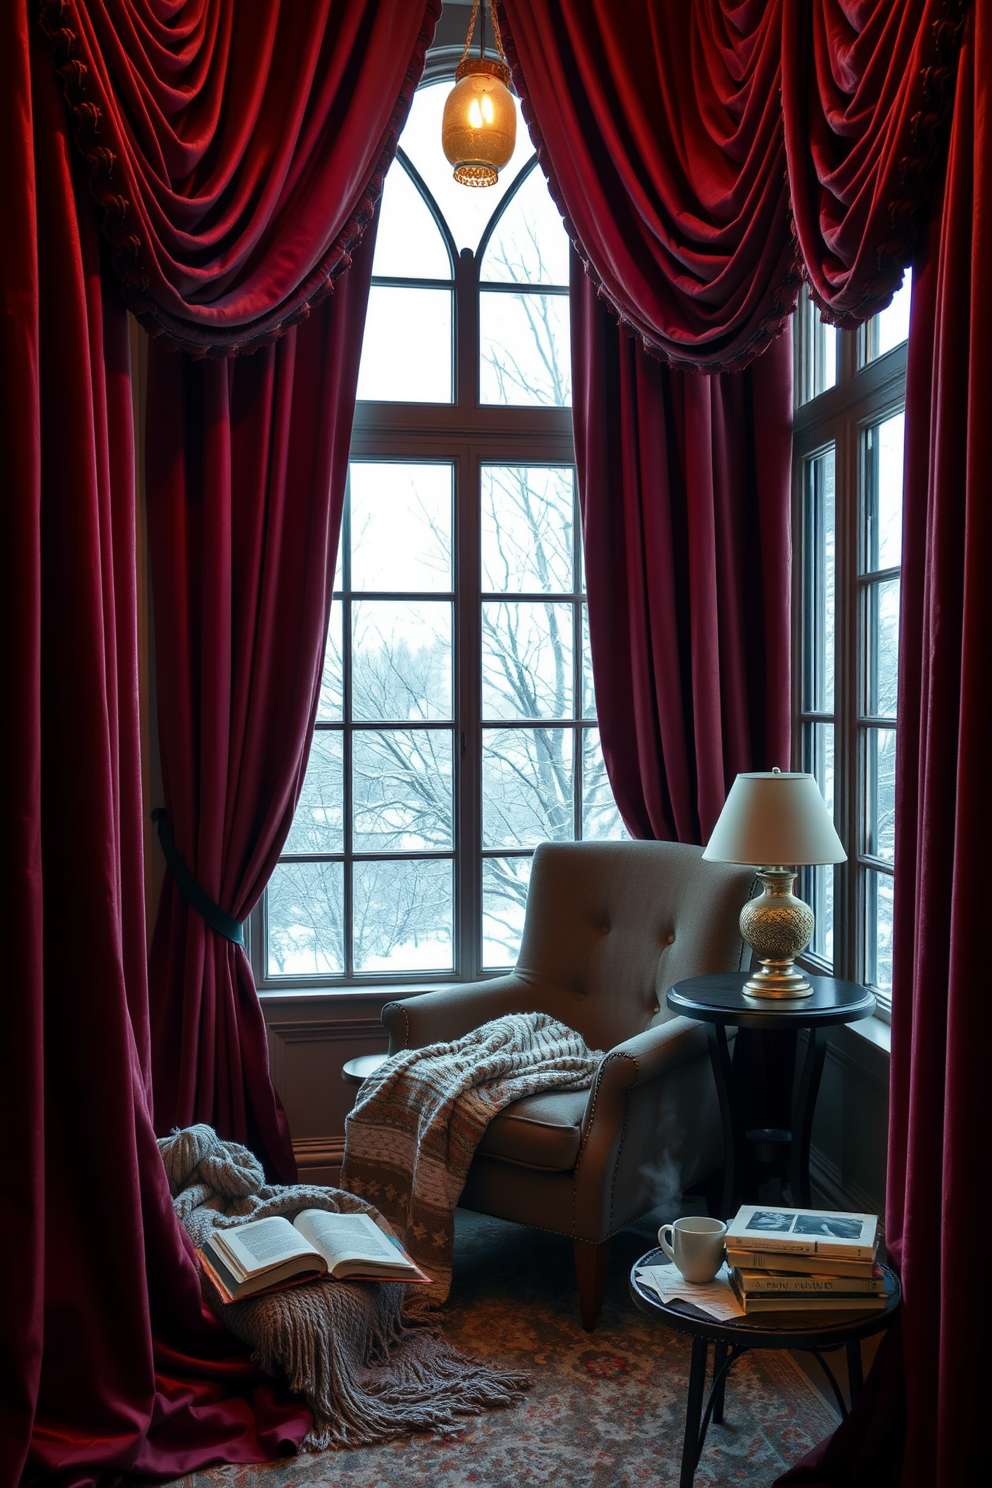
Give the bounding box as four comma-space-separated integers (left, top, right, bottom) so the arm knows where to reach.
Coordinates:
840, 1013, 891, 1057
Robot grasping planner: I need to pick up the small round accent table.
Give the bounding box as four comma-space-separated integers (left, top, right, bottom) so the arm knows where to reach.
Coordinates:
342, 1053, 388, 1086
668, 973, 875, 1216
630, 1248, 900, 1488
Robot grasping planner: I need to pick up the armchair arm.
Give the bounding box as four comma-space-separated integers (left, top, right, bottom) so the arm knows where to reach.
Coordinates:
382, 974, 542, 1052
571, 1016, 718, 1240
585, 1015, 709, 1103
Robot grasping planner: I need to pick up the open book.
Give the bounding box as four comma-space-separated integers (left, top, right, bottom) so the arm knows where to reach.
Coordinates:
198, 1210, 430, 1303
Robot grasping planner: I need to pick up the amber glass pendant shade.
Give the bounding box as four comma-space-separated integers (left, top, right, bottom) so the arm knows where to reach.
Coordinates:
442, 57, 516, 187
442, 1, 516, 188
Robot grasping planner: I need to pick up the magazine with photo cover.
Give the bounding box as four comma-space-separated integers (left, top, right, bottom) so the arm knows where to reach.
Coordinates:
725, 1204, 878, 1260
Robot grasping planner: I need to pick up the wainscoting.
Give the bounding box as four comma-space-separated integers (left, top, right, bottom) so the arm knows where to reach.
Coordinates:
263, 990, 393, 1186
262, 993, 890, 1217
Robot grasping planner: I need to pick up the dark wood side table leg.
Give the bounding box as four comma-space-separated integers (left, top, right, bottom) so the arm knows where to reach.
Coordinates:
846, 1340, 864, 1404
706, 1023, 742, 1218
711, 1342, 728, 1424
680, 1337, 709, 1488
789, 1027, 828, 1209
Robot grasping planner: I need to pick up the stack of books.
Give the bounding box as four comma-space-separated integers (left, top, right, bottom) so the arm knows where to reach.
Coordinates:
725, 1204, 885, 1314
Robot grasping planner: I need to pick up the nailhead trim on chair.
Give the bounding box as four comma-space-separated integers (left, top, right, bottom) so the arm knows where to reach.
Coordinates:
572, 1048, 637, 1239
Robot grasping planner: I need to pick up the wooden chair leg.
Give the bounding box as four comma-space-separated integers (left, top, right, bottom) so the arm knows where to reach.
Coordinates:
574, 1238, 611, 1331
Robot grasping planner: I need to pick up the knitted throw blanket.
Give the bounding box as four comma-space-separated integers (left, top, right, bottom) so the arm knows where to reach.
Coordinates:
340, 1013, 604, 1305
159, 1125, 530, 1449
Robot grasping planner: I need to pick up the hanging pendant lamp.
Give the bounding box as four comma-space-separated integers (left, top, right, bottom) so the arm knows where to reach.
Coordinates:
441, 0, 516, 187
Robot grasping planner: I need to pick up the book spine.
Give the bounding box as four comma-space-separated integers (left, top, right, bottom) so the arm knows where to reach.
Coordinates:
725, 1249, 876, 1276
726, 1236, 873, 1260
734, 1271, 883, 1296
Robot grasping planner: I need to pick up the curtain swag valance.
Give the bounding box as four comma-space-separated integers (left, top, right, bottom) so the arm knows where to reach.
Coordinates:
37, 0, 441, 354
497, 0, 968, 369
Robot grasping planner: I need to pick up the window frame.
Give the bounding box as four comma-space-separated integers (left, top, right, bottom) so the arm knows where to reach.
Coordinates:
792, 290, 908, 1017
249, 81, 601, 993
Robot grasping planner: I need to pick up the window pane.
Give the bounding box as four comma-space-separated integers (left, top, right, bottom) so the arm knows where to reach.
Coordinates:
353, 858, 453, 973
284, 731, 343, 854
266, 862, 344, 976
483, 726, 573, 846
357, 286, 452, 403
863, 727, 897, 863
481, 465, 573, 593
481, 165, 570, 286
866, 578, 900, 718
864, 869, 894, 997
863, 273, 911, 364
482, 855, 532, 968
352, 601, 452, 721
480, 290, 571, 406
316, 601, 343, 721
482, 602, 573, 719
804, 447, 836, 714
397, 82, 534, 254
350, 463, 452, 593
582, 604, 596, 718
371, 159, 452, 281
864, 412, 904, 572
802, 721, 835, 963
797, 287, 837, 404
582, 729, 626, 840
353, 729, 453, 851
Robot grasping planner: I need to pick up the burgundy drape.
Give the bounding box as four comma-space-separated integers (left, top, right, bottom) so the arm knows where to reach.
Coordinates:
145, 238, 374, 1179
501, 0, 796, 371
777, 8, 987, 1484
782, 0, 968, 324
42, 0, 441, 351
4, 0, 440, 1481
501, 0, 965, 846
572, 261, 793, 843
499, 1, 959, 367
1, 13, 311, 1483
887, 2, 987, 1476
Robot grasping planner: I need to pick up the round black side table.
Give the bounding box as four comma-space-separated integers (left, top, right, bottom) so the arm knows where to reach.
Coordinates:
630, 1248, 900, 1488
668, 973, 875, 1216
342, 1053, 388, 1086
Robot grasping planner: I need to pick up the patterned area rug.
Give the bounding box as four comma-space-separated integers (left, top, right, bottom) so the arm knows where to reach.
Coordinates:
159, 1209, 838, 1488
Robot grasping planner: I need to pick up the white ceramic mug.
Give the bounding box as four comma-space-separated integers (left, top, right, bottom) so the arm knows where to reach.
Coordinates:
658, 1216, 728, 1284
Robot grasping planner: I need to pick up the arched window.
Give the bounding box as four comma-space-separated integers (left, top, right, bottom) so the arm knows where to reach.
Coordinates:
256, 77, 624, 990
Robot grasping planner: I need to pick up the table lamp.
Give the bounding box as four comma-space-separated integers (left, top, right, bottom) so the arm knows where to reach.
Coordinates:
702, 769, 846, 998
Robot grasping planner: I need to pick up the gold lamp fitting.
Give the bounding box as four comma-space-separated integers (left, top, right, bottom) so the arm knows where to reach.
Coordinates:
442, 1, 516, 187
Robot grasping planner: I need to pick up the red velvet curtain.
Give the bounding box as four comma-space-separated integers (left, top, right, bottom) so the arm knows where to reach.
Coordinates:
145, 243, 374, 1179
1, 13, 311, 1482
887, 3, 988, 1478
500, 0, 965, 848
782, 0, 967, 324
777, 8, 986, 1484
572, 261, 793, 843
500, 0, 796, 372
41, 0, 439, 352
4, 0, 441, 1480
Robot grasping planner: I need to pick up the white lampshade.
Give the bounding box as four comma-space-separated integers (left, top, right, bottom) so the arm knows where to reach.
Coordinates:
702, 771, 846, 867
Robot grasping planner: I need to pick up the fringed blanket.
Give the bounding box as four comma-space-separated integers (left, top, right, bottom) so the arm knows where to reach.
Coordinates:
159, 1125, 529, 1449
340, 1012, 604, 1304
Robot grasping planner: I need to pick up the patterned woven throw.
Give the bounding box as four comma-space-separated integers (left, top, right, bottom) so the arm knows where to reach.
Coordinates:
340, 1012, 604, 1305
159, 1124, 530, 1449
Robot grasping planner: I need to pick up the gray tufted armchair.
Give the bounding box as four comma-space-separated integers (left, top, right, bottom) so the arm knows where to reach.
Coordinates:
381, 840, 753, 1329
